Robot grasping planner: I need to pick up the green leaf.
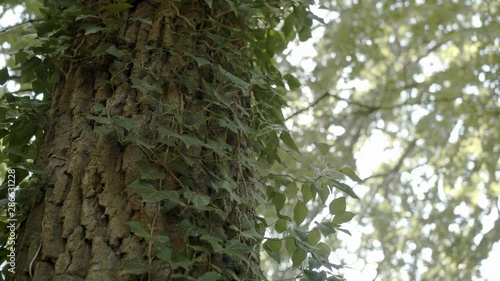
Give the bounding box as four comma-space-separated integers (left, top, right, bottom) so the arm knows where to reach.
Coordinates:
105, 45, 124, 58
304, 270, 325, 281
301, 184, 313, 203
179, 135, 205, 148
128, 180, 180, 203
332, 211, 356, 224
131, 77, 163, 94
280, 131, 300, 153
137, 161, 166, 180
217, 65, 251, 91
307, 228, 321, 246
194, 56, 211, 67
319, 185, 330, 203
331, 180, 359, 199
203, 0, 213, 9
0, 68, 10, 84
284, 73, 301, 90
316, 222, 337, 237
190, 193, 211, 207
264, 239, 282, 253
293, 200, 308, 225
275, 218, 287, 233
272, 192, 286, 213
292, 247, 307, 268
339, 167, 363, 183
285, 238, 297, 255
157, 247, 172, 261
103, 3, 133, 13
127, 221, 150, 238
298, 25, 312, 41
197, 272, 222, 281
121, 259, 151, 275
315, 142, 330, 155
329, 197, 346, 215
123, 135, 155, 150
315, 242, 331, 259
282, 14, 296, 38
266, 30, 286, 56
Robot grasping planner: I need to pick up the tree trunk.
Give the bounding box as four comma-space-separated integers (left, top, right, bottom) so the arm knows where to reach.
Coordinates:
12, 1, 259, 280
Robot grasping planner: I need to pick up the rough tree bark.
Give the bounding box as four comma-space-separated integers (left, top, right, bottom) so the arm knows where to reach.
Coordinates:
12, 1, 259, 280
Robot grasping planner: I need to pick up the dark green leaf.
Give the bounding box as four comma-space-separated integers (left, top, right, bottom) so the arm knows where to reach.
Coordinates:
284, 73, 301, 90
103, 3, 133, 13
273, 192, 286, 213
0, 68, 10, 85
280, 131, 300, 153
105, 45, 124, 58
331, 180, 359, 199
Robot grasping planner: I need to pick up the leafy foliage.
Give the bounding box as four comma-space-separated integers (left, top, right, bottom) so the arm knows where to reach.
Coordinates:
281, 0, 499, 280
0, 0, 359, 280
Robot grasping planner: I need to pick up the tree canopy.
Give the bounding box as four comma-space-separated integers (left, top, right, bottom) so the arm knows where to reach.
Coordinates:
279, 0, 499, 280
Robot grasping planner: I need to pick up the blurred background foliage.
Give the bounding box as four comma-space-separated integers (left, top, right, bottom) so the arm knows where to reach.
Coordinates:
1, 0, 499, 280
269, 0, 499, 280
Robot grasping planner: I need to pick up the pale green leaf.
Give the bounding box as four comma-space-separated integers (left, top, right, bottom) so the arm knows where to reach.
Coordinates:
292, 247, 307, 268
332, 211, 356, 224
339, 167, 363, 183
329, 197, 346, 215
293, 200, 308, 225
197, 272, 222, 281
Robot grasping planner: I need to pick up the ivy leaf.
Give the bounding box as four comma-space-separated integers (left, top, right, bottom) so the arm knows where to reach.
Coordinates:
331, 180, 359, 199
103, 3, 133, 13
329, 197, 346, 215
339, 166, 363, 183
137, 161, 166, 180
128, 180, 180, 203
121, 259, 151, 275
105, 45, 124, 58
293, 200, 308, 225
197, 272, 222, 281
127, 221, 150, 238
217, 65, 250, 91
203, 0, 213, 9
280, 131, 300, 153
178, 135, 205, 148
131, 77, 162, 94
191, 193, 211, 207
273, 192, 286, 213
157, 247, 172, 261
